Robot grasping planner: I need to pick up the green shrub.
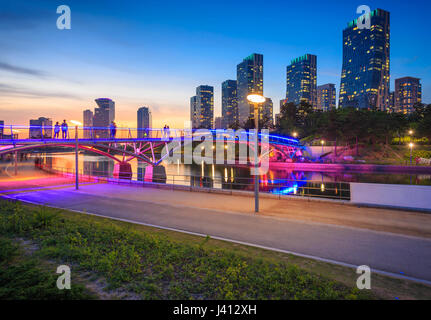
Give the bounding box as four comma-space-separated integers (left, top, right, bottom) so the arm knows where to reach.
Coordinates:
32, 207, 59, 229
0, 237, 18, 263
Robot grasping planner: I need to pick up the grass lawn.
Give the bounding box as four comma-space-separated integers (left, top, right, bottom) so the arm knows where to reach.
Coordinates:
0, 199, 430, 300
0, 236, 94, 299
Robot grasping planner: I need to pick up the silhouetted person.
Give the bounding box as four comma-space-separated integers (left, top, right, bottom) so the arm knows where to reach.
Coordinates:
110, 121, 117, 139
61, 120, 68, 139
54, 122, 60, 139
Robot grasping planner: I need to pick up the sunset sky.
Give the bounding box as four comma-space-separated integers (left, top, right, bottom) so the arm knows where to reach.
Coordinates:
1, 0, 430, 128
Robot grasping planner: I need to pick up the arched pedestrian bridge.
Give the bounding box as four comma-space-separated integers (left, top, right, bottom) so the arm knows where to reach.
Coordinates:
0, 125, 305, 168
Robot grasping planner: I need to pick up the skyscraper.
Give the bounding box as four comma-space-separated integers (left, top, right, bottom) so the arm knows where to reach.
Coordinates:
93, 98, 115, 138
261, 98, 273, 128
388, 91, 395, 112
83, 109, 93, 138
137, 106, 152, 138
29, 117, 52, 139
339, 9, 390, 111
237, 53, 263, 124
95, 98, 115, 123
394, 77, 422, 114
190, 96, 199, 129
0, 120, 4, 138
214, 117, 223, 129
286, 54, 317, 108
192, 85, 214, 129
221, 80, 238, 128
317, 84, 336, 111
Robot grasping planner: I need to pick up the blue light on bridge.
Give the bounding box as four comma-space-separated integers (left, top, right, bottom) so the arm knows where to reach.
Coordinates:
270, 184, 299, 195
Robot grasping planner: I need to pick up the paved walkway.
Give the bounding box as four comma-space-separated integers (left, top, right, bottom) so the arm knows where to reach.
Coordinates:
67, 183, 431, 238
2, 182, 431, 282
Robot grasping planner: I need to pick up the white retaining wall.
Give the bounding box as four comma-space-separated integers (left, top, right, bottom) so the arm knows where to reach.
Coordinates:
350, 182, 431, 211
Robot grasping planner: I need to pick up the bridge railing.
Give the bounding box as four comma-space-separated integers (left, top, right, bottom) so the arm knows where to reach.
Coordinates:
0, 125, 300, 147
0, 125, 187, 141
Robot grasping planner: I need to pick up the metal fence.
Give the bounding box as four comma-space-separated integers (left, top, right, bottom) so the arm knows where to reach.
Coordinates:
38, 164, 351, 201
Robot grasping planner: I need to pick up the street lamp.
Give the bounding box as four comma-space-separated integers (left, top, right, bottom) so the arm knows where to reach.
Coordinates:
292, 132, 298, 138
71, 120, 82, 190
321, 139, 325, 154
408, 129, 414, 144
409, 143, 414, 166
247, 93, 266, 213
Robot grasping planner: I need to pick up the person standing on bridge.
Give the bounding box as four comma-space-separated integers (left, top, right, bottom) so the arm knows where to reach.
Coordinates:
110, 121, 117, 139
162, 125, 167, 139
166, 125, 170, 139
54, 122, 60, 139
61, 120, 68, 139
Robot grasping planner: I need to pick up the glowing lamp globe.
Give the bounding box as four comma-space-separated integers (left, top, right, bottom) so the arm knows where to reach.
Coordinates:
70, 120, 82, 126
247, 94, 265, 104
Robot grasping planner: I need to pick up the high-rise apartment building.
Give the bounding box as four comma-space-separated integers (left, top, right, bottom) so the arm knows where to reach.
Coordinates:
137, 106, 152, 138
83, 109, 93, 138
221, 80, 238, 128
214, 117, 223, 129
286, 54, 317, 108
191, 85, 214, 129
237, 53, 263, 124
93, 98, 115, 138
29, 117, 52, 139
339, 9, 390, 111
317, 84, 336, 111
261, 98, 273, 127
394, 77, 422, 114
95, 98, 115, 123
388, 91, 395, 112
190, 96, 199, 129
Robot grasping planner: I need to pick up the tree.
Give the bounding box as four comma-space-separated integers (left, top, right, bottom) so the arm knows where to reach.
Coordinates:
277, 102, 297, 135
228, 120, 241, 130
327, 110, 345, 158
344, 108, 366, 156
243, 114, 273, 130
417, 104, 431, 140
297, 101, 315, 137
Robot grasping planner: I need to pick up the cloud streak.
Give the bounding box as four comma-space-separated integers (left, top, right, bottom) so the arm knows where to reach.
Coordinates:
0, 83, 82, 100
0, 62, 46, 77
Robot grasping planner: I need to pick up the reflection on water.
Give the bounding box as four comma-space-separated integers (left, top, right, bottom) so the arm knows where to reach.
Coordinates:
36, 152, 431, 199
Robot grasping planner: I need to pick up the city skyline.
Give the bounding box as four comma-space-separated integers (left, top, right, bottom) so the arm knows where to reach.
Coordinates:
1, 0, 430, 128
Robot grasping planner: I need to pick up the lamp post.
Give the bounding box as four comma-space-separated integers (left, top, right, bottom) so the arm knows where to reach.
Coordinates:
321, 139, 325, 154
14, 151, 18, 176
12, 129, 20, 175
247, 94, 266, 213
71, 120, 82, 190
409, 143, 414, 166
292, 132, 298, 138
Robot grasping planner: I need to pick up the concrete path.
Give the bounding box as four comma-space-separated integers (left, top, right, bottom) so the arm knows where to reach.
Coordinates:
2, 183, 431, 283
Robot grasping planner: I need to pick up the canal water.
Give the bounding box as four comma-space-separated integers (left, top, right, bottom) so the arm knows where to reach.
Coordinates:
32, 152, 431, 200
